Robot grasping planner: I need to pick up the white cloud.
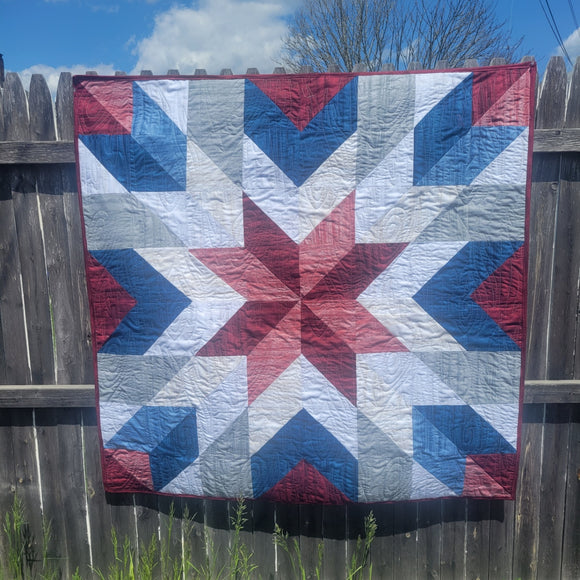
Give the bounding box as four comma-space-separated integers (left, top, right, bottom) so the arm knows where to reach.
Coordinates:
131, 0, 295, 75
560, 27, 580, 62
17, 64, 117, 96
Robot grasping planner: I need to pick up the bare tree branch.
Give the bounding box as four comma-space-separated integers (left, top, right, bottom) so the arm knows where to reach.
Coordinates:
280, 0, 522, 72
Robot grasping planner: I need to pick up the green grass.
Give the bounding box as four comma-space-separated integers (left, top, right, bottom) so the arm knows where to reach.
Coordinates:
1, 497, 377, 579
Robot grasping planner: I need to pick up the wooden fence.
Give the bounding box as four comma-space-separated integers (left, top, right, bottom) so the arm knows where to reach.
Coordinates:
0, 55, 579, 579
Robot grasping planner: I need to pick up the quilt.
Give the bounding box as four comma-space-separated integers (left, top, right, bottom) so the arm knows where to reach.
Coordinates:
74, 63, 535, 503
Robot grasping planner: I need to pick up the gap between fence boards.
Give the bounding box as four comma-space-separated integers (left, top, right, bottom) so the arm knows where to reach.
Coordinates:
0, 381, 577, 407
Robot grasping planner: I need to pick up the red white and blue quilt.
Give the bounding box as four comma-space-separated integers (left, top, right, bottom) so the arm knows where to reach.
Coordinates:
74, 63, 535, 503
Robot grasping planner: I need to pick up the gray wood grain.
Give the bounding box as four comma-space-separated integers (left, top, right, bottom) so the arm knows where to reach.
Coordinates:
61, 167, 93, 383
29, 75, 56, 142
513, 404, 545, 580
0, 385, 95, 407
0, 142, 75, 164
547, 169, 580, 379
0, 409, 18, 576
57, 408, 92, 577
561, 404, 580, 579
536, 405, 571, 579
321, 504, 348, 579
55, 72, 74, 141
38, 167, 83, 385
416, 500, 441, 580
2, 72, 29, 140
392, 502, 418, 579
0, 175, 31, 385
80, 407, 115, 574
489, 499, 515, 579
34, 409, 73, 575
10, 409, 44, 578
533, 128, 580, 152
465, 500, 491, 580
524, 381, 580, 403
11, 170, 55, 384
537, 57, 567, 131
440, 499, 466, 580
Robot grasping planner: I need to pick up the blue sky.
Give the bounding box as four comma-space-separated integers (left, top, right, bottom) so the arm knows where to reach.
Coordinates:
2, 0, 579, 93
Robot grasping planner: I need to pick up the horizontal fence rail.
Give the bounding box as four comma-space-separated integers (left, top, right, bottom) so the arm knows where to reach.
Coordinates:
0, 55, 579, 579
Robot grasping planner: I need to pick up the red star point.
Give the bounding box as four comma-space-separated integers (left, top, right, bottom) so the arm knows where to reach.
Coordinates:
191, 191, 407, 405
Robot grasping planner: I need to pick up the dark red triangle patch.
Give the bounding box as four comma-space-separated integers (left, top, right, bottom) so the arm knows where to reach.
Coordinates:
243, 193, 300, 296
250, 74, 354, 131
463, 453, 518, 498
76, 80, 133, 135
301, 304, 357, 404
86, 253, 137, 351
471, 245, 525, 348
260, 459, 350, 504
103, 448, 154, 492
196, 300, 297, 356
472, 67, 531, 126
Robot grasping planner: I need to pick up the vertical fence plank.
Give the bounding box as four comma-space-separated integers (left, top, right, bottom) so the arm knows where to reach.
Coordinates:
204, 499, 231, 576
134, 492, 161, 573
0, 72, 32, 385
488, 499, 515, 579
345, 504, 369, 579
10, 409, 43, 578
0, 308, 7, 384
465, 500, 491, 580
440, 498, 467, 580
107, 492, 138, 562
513, 403, 545, 580
16, 74, 56, 384
57, 408, 92, 578
0, 409, 17, 578
0, 170, 31, 385
321, 504, 348, 579
181, 497, 207, 575
274, 502, 300, 578
392, 502, 417, 579
561, 404, 580, 579
82, 407, 114, 576
416, 500, 441, 579
536, 405, 572, 579
372, 503, 395, 578
157, 495, 183, 578
251, 500, 276, 580
538, 57, 569, 380
564, 58, 580, 380
526, 57, 568, 381
38, 166, 84, 385
546, 158, 580, 379
526, 152, 560, 380
35, 409, 72, 576
55, 72, 74, 141
299, 504, 323, 577
2, 72, 30, 140
11, 170, 55, 385
0, 87, 4, 140
29, 74, 56, 142
62, 165, 94, 383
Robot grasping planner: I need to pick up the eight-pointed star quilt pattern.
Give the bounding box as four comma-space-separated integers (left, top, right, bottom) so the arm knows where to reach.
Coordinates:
75, 62, 535, 503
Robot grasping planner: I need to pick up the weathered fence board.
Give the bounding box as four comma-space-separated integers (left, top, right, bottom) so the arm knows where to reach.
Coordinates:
416, 501, 441, 579
513, 403, 545, 580
0, 184, 31, 385
537, 405, 572, 579
0, 56, 579, 579
12, 179, 55, 385
561, 404, 580, 580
